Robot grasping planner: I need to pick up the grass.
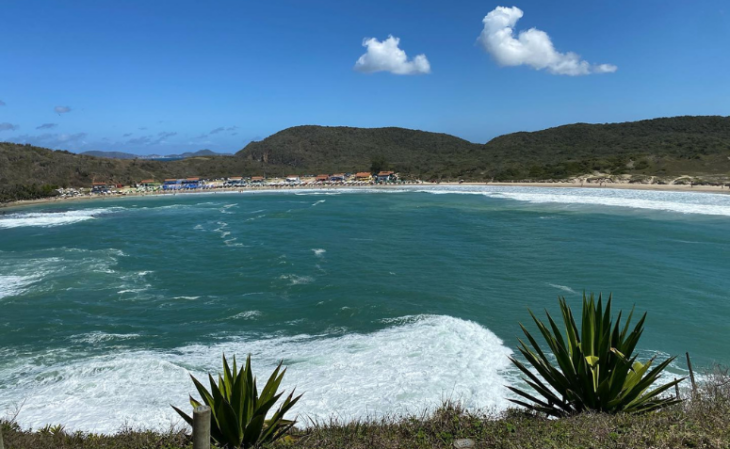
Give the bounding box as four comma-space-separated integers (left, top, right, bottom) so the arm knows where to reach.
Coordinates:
3, 369, 729, 449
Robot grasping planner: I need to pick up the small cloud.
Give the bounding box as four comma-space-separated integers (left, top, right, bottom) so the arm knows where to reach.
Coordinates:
54, 106, 72, 114
139, 127, 147, 131
123, 133, 133, 137
0, 100, 5, 106
9, 132, 87, 148
354, 35, 431, 75
209, 127, 225, 135
127, 131, 177, 146
57, 132, 87, 143
0, 123, 19, 132
226, 126, 238, 131
127, 136, 152, 146
36, 123, 58, 130
477, 6, 617, 76
231, 132, 238, 136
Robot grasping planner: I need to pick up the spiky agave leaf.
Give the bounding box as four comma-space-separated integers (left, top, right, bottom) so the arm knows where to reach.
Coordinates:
171, 353, 303, 448
508, 293, 684, 416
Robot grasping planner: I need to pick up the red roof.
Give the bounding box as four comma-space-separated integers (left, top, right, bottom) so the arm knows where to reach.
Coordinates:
164, 178, 178, 182
186, 177, 200, 181
316, 174, 329, 180
140, 179, 155, 183
355, 172, 371, 178
92, 182, 107, 186
331, 173, 345, 177
378, 171, 394, 176
251, 176, 264, 181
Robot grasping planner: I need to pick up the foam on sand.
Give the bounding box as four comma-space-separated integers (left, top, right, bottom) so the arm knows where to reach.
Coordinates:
0, 207, 124, 229
0, 315, 515, 433
413, 186, 730, 217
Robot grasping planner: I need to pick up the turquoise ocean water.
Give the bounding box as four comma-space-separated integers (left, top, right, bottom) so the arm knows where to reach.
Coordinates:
1, 186, 729, 432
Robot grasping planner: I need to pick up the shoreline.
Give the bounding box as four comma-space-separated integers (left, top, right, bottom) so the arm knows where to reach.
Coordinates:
2, 180, 730, 211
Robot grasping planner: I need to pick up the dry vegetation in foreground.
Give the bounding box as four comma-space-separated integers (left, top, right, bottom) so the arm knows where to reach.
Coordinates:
2, 368, 730, 449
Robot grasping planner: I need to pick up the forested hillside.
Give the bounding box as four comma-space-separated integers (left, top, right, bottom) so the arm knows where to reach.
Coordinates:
237, 116, 730, 180
2, 115, 730, 203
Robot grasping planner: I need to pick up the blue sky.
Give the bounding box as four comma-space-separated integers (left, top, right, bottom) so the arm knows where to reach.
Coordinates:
0, 0, 728, 155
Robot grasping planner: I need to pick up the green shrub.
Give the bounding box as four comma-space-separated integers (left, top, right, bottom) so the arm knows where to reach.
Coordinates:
173, 354, 301, 449
508, 293, 682, 417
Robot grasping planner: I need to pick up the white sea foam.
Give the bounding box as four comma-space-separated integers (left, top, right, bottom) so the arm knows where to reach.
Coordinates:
311, 200, 326, 207
547, 283, 578, 295
0, 315, 515, 433
173, 296, 200, 300
280, 274, 314, 286
0, 207, 124, 229
228, 311, 262, 320
70, 332, 142, 344
312, 248, 326, 257
411, 186, 730, 217
0, 274, 39, 299
117, 288, 149, 295
224, 239, 245, 247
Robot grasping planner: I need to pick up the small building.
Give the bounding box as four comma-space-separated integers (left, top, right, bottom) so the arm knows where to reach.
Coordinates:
225, 177, 244, 187
91, 182, 109, 193
139, 179, 158, 188
316, 174, 329, 183
376, 171, 396, 182
355, 172, 372, 182
182, 177, 200, 189
163, 179, 182, 190
329, 173, 345, 182
251, 176, 265, 185
286, 175, 301, 184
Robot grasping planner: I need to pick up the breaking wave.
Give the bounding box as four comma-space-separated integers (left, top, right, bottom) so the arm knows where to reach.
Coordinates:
0, 208, 125, 229
0, 315, 515, 433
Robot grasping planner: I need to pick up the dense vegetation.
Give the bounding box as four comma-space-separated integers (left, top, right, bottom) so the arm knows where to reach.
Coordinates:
238, 116, 730, 181
510, 295, 681, 416
237, 125, 482, 177
173, 355, 300, 449
2, 116, 730, 203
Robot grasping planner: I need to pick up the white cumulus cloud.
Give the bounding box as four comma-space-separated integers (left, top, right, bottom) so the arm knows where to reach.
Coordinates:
477, 6, 617, 76
354, 35, 431, 75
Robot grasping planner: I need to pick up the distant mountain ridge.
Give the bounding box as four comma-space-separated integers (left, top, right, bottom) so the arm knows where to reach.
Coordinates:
80, 149, 232, 159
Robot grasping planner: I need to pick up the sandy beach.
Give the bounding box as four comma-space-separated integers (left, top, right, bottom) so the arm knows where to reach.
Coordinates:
2, 180, 730, 210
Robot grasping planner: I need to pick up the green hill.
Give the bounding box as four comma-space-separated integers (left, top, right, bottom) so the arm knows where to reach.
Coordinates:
0, 143, 263, 202
483, 115, 730, 180
237, 125, 482, 176
237, 116, 730, 180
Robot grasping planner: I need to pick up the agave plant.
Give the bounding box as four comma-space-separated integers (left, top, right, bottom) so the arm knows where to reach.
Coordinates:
173, 354, 301, 448
508, 293, 683, 417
